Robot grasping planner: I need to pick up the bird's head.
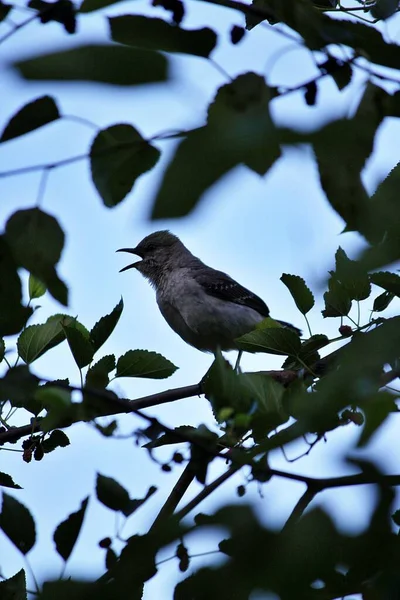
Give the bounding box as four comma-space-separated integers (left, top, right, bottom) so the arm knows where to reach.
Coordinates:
117, 230, 184, 286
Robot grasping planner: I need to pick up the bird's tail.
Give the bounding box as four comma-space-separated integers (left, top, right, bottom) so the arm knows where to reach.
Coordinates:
277, 320, 302, 336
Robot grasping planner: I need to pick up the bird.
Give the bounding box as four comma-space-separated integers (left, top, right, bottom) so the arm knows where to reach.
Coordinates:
117, 231, 300, 364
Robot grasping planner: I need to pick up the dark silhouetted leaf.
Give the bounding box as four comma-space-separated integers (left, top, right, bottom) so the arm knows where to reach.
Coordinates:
86, 354, 115, 389
0, 569, 27, 600
0, 96, 59, 143
91, 125, 160, 207
371, 0, 399, 19
334, 247, 371, 301
0, 366, 40, 413
14, 44, 168, 86
0, 2, 12, 22
281, 274, 314, 314
90, 298, 123, 351
0, 472, 22, 490
0, 494, 36, 554
6, 208, 67, 305
116, 350, 177, 379
63, 323, 95, 368
17, 314, 72, 363
96, 473, 130, 512
54, 497, 89, 562
370, 271, 400, 297
151, 72, 280, 218
358, 392, 399, 447
28, 273, 46, 300
0, 236, 33, 336
0, 338, 4, 362
245, 0, 278, 29
79, 0, 125, 12
28, 0, 76, 33
373, 291, 395, 313
42, 430, 70, 453
109, 15, 216, 57
322, 277, 352, 317
236, 326, 301, 356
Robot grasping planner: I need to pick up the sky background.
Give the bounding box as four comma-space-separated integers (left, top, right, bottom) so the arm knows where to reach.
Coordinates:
1, 1, 400, 598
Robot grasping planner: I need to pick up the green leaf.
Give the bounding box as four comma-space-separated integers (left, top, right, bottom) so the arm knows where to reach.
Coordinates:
244, 373, 287, 441
373, 291, 395, 313
370, 271, 400, 297
283, 333, 330, 370
42, 430, 70, 453
0, 472, 22, 490
236, 326, 301, 356
90, 298, 123, 351
96, 473, 131, 513
322, 277, 352, 318
0, 569, 27, 600
79, 0, 125, 12
280, 274, 314, 315
6, 208, 67, 305
91, 125, 160, 207
28, 273, 46, 300
0, 236, 33, 336
36, 386, 73, 432
53, 497, 89, 562
0, 494, 36, 555
151, 72, 280, 218
17, 314, 72, 363
116, 350, 177, 379
358, 392, 399, 447
109, 15, 216, 57
334, 247, 371, 301
14, 44, 168, 86
86, 354, 116, 389
0, 96, 59, 143
63, 323, 95, 369
0, 366, 40, 413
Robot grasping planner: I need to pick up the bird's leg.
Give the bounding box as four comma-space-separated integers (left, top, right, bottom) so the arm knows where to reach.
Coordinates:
234, 350, 243, 373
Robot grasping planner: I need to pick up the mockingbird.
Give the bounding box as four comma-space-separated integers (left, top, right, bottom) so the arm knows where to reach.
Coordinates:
118, 231, 300, 359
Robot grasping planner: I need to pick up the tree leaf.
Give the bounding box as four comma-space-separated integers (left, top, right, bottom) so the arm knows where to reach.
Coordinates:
322, 277, 352, 318
371, 0, 399, 20
281, 274, 314, 314
5, 208, 67, 305
0, 236, 33, 336
28, 273, 46, 300
0, 472, 22, 490
85, 354, 116, 389
36, 386, 73, 433
42, 430, 70, 453
90, 298, 123, 351
236, 327, 301, 356
373, 291, 395, 313
63, 323, 95, 369
109, 15, 216, 57
79, 0, 126, 12
17, 314, 72, 364
0, 95, 59, 143
358, 392, 399, 447
0, 366, 40, 413
96, 473, 131, 512
0, 2, 12, 23
116, 350, 178, 379
0, 338, 5, 362
120, 485, 157, 518
334, 247, 371, 301
370, 271, 400, 297
0, 494, 36, 555
90, 125, 160, 207
53, 497, 89, 562
13, 44, 168, 86
0, 569, 27, 600
151, 72, 280, 218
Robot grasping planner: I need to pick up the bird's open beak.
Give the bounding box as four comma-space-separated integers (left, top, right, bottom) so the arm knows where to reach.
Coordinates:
116, 247, 142, 272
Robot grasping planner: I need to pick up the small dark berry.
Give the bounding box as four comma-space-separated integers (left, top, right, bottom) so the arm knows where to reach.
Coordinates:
339, 325, 352, 337
99, 537, 112, 549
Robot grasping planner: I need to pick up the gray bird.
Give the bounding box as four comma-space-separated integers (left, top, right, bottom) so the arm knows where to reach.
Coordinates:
118, 231, 300, 359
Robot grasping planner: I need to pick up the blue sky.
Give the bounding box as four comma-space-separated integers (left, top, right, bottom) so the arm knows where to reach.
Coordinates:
1, 1, 400, 597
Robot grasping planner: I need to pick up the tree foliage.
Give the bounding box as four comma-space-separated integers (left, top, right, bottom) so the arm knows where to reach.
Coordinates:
0, 0, 400, 598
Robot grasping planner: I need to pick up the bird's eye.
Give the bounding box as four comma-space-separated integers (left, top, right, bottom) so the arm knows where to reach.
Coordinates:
146, 244, 156, 252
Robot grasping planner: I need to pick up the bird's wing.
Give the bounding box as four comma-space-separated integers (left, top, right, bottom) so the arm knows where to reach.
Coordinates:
194, 268, 270, 317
